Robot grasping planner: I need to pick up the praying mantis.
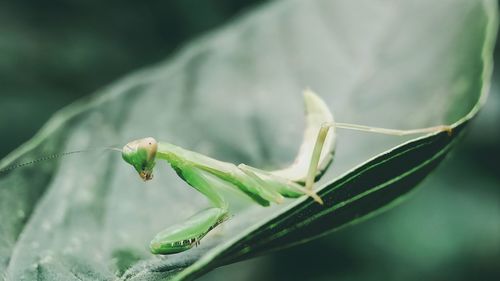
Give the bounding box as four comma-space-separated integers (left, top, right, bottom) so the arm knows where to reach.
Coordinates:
121, 90, 452, 255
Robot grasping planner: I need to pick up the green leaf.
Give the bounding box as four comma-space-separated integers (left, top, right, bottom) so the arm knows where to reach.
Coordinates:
0, 0, 497, 280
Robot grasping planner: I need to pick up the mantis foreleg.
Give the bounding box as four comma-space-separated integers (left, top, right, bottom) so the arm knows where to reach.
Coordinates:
150, 164, 229, 254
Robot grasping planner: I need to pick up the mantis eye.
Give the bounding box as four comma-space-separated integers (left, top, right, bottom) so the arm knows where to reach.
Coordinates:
139, 170, 154, 181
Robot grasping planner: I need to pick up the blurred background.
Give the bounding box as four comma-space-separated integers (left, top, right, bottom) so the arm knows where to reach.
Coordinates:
0, 0, 266, 158
0, 1, 498, 280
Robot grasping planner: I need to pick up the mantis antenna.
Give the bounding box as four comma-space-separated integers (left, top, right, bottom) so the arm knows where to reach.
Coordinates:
0, 146, 122, 175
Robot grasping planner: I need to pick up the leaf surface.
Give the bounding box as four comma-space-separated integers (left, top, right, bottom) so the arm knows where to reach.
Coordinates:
0, 0, 497, 280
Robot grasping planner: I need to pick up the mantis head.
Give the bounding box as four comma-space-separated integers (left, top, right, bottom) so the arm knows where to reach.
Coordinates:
122, 137, 158, 181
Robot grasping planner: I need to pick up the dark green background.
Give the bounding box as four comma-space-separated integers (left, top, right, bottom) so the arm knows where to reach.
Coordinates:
0, 0, 266, 158
0, 1, 498, 280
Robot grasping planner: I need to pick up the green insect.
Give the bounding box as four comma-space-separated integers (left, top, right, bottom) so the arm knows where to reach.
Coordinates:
121, 90, 451, 255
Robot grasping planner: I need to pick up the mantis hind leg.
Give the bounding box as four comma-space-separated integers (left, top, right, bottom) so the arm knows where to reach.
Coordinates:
304, 122, 453, 191
149, 207, 228, 254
